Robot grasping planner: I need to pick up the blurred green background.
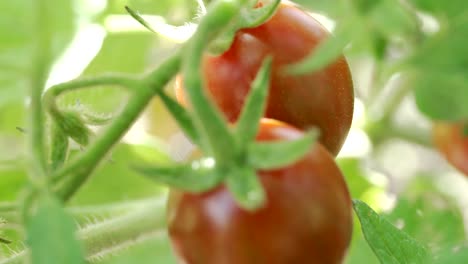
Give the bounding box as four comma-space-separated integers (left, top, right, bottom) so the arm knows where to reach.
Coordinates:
0, 0, 467, 263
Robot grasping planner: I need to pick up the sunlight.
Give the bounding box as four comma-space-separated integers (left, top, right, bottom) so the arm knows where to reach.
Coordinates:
45, 24, 106, 88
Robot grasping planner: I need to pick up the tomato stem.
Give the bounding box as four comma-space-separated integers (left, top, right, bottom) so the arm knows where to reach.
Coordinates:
365, 118, 431, 148
364, 73, 428, 147
80, 198, 167, 261
27, 0, 53, 186
367, 75, 413, 124
0, 198, 168, 264
182, 0, 241, 164
49, 52, 181, 202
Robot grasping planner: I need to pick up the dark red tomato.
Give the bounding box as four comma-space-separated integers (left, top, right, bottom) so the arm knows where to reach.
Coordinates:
176, 2, 354, 156
433, 122, 468, 176
166, 118, 353, 264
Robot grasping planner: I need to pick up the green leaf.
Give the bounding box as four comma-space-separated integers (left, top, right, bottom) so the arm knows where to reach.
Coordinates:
27, 195, 85, 264
235, 57, 272, 145
239, 0, 280, 28
292, 0, 420, 67
0, 0, 77, 106
435, 245, 468, 264
226, 167, 265, 211
386, 197, 465, 248
369, 0, 420, 39
409, 22, 468, 72
158, 91, 200, 145
125, 6, 157, 33
414, 73, 468, 121
352, 0, 383, 14
209, 0, 280, 54
292, 0, 344, 17
285, 22, 355, 75
408, 0, 468, 19
353, 199, 431, 264
247, 130, 319, 170
409, 21, 468, 121
133, 158, 222, 192
384, 177, 466, 247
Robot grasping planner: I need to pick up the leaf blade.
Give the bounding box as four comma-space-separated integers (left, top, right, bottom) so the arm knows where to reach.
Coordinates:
353, 199, 431, 264
27, 195, 85, 264
226, 167, 266, 211
247, 129, 319, 170
235, 57, 272, 145
133, 158, 221, 192
158, 91, 201, 146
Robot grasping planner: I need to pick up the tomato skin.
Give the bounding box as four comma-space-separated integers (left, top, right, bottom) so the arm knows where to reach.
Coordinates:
167, 119, 353, 264
433, 123, 468, 176
176, 3, 354, 156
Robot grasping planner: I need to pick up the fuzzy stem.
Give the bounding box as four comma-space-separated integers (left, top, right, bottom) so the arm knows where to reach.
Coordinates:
0, 198, 167, 264
50, 53, 181, 201
28, 0, 52, 184
43, 75, 139, 119
79, 198, 167, 261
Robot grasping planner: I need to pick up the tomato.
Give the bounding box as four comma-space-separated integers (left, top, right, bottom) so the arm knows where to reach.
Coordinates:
176, 2, 354, 156
433, 122, 468, 176
166, 119, 353, 264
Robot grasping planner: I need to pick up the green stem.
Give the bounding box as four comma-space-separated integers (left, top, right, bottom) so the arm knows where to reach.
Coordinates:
389, 126, 432, 148
80, 198, 167, 261
182, 0, 240, 164
52, 90, 150, 200
0, 198, 167, 264
43, 75, 138, 117
68, 198, 161, 222
28, 0, 52, 183
366, 60, 383, 104
51, 53, 181, 201
372, 80, 412, 123
365, 119, 432, 148
366, 75, 414, 145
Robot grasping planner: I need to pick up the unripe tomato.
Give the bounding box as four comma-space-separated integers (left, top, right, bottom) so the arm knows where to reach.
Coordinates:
433, 122, 468, 176
176, 2, 354, 156
166, 119, 353, 264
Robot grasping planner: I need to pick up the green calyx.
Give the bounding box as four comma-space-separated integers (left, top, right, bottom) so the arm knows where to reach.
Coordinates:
208, 0, 281, 54
134, 1, 317, 211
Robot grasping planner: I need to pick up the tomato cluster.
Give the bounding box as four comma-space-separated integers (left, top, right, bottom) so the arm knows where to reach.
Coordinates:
176, 1, 354, 156
168, 2, 355, 263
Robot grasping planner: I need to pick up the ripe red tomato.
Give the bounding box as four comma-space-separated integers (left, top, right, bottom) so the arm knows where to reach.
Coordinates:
433, 122, 468, 176
176, 2, 354, 156
166, 119, 353, 264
